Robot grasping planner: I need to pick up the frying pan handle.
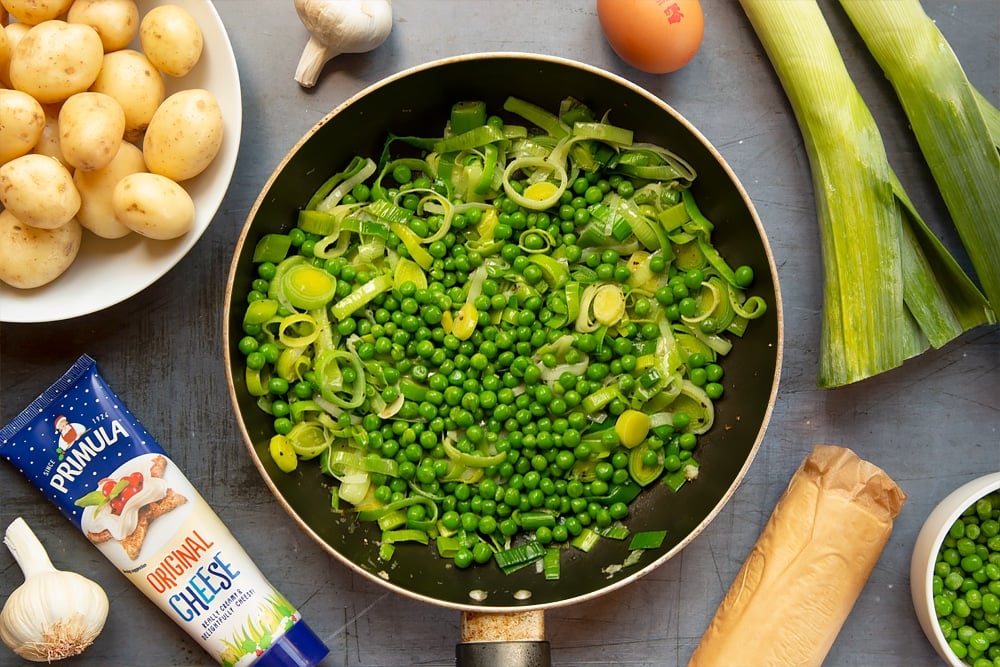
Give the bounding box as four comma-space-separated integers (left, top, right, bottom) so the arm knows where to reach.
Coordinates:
457, 610, 550, 667
455, 640, 551, 667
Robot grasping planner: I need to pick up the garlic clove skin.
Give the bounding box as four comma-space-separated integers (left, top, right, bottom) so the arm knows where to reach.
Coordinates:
1, 518, 109, 662
293, 0, 393, 88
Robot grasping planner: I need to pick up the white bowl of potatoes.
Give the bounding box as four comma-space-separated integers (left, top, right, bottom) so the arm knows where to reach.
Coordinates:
0, 0, 242, 322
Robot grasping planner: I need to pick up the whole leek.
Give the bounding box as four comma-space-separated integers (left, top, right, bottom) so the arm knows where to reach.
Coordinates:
837, 0, 1000, 312
738, 0, 993, 388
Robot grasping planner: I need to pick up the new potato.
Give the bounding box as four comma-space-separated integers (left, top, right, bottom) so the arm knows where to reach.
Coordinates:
139, 4, 203, 77
0, 154, 80, 230
0, 0, 225, 292
112, 172, 195, 240
74, 142, 146, 239
31, 107, 67, 166
0, 209, 82, 289
8, 20, 104, 104
91, 49, 166, 143
143, 88, 223, 182
0, 88, 44, 164
66, 0, 140, 52
3, 0, 73, 25
59, 91, 126, 171
4, 22, 30, 53
1, 0, 73, 24
0, 26, 10, 87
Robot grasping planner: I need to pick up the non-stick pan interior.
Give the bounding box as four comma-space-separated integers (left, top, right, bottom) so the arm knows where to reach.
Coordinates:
225, 53, 782, 611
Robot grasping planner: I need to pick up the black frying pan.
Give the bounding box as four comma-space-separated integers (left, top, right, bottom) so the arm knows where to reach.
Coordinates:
223, 53, 783, 665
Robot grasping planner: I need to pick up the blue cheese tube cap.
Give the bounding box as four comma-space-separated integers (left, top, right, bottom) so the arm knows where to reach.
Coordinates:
254, 620, 329, 667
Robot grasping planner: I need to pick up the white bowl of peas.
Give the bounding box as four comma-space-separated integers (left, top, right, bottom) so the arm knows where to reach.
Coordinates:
912, 472, 1000, 667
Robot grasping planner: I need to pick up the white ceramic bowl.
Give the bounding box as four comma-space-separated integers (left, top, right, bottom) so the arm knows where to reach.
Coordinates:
911, 472, 1000, 666
0, 0, 242, 323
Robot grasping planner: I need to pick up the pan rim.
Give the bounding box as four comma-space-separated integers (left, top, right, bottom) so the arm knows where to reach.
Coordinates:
223, 51, 785, 613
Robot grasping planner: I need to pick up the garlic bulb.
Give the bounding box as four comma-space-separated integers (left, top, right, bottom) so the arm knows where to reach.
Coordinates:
0, 517, 109, 662
293, 0, 393, 88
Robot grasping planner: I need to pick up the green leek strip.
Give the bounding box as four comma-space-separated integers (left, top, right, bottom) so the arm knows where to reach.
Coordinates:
330, 273, 393, 320
312, 231, 351, 260
297, 209, 338, 236
315, 350, 366, 409
596, 481, 642, 505
450, 100, 487, 135
572, 121, 633, 146
474, 143, 500, 196
440, 462, 484, 484
615, 145, 696, 185
314, 158, 377, 214
728, 284, 768, 321
389, 222, 433, 269
276, 346, 310, 382
275, 313, 319, 350
432, 125, 506, 153
320, 447, 361, 477
559, 97, 595, 125
739, 0, 992, 387
526, 254, 569, 289
245, 367, 267, 397
695, 243, 738, 295
581, 384, 620, 413
518, 227, 557, 254
286, 399, 319, 422
838, 0, 1000, 310
658, 202, 690, 233
368, 198, 412, 225
306, 155, 370, 210
378, 543, 395, 561
399, 379, 427, 401
436, 535, 461, 558
406, 188, 455, 243
543, 548, 561, 581
378, 510, 406, 531
357, 495, 440, 524
442, 439, 507, 468
518, 511, 556, 530
393, 257, 428, 290
664, 461, 699, 492
593, 523, 630, 540
504, 96, 570, 138
604, 195, 669, 253
244, 298, 278, 326
681, 189, 714, 234
629, 530, 667, 550
494, 540, 546, 573
570, 528, 601, 553
382, 529, 429, 545
340, 216, 390, 239
253, 233, 292, 263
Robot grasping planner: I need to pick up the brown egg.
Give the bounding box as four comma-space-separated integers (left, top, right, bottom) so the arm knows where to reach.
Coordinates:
597, 0, 705, 74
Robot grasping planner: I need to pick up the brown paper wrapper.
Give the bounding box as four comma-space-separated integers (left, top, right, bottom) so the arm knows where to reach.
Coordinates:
687, 445, 906, 667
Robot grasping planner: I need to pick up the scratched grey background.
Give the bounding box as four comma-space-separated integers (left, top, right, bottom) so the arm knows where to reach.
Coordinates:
1, 1, 998, 666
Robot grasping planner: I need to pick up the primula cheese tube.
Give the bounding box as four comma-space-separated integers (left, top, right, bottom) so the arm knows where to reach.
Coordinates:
687, 444, 906, 667
0, 354, 329, 667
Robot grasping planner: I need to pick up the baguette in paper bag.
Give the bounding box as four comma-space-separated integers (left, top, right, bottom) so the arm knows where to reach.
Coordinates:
688, 445, 906, 667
